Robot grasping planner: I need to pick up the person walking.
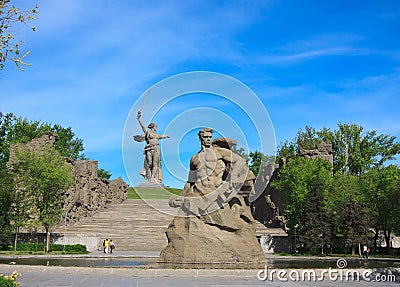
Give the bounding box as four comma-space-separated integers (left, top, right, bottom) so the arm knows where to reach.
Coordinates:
362, 244, 369, 259
104, 239, 109, 254
102, 239, 106, 253
109, 239, 115, 254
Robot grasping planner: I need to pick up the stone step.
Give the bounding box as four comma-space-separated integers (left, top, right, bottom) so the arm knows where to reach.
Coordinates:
55, 198, 286, 252
53, 199, 175, 252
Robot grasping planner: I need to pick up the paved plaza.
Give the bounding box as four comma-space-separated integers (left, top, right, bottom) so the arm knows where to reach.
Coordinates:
10, 272, 400, 287
0, 264, 398, 287
0, 267, 398, 287
1, 252, 399, 287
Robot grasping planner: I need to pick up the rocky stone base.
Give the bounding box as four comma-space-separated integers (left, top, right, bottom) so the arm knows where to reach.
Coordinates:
159, 202, 265, 264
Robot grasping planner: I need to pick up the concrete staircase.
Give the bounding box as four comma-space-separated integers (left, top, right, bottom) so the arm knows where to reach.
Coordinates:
53, 199, 177, 252
53, 198, 284, 253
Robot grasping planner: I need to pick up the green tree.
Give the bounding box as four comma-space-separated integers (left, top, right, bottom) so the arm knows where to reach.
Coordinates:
360, 165, 400, 250
342, 196, 369, 255
0, 112, 13, 168
0, 0, 39, 70
296, 125, 322, 150
300, 180, 333, 254
271, 157, 332, 232
0, 112, 49, 168
249, 151, 263, 176
277, 123, 400, 176
248, 151, 274, 176
318, 123, 400, 175
325, 173, 360, 238
11, 193, 32, 250
276, 140, 296, 162
0, 168, 14, 243
276, 126, 321, 160
98, 168, 111, 179
9, 171, 34, 251
10, 145, 74, 252
52, 124, 86, 160
0, 113, 86, 168
274, 123, 399, 253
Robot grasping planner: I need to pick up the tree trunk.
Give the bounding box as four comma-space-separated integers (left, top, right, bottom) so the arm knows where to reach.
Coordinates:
384, 229, 391, 250
13, 230, 18, 252
46, 225, 51, 253
351, 245, 355, 255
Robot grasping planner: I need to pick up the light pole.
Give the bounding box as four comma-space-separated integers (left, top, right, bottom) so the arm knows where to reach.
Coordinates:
62, 214, 69, 253
294, 224, 299, 253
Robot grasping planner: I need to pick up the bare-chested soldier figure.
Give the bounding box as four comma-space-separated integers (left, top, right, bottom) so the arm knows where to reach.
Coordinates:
171, 128, 248, 215
160, 128, 265, 264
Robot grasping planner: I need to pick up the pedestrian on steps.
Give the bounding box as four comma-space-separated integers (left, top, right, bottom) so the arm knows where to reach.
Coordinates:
104, 239, 109, 254
109, 239, 115, 254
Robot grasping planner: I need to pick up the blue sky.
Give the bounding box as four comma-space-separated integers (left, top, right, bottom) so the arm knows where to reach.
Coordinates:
1, 0, 400, 188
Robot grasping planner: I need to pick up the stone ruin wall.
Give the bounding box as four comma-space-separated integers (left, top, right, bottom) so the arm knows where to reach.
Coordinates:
283, 140, 334, 167
64, 159, 128, 225
8, 132, 128, 227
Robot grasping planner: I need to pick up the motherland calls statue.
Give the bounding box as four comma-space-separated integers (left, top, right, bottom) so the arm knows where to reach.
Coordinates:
133, 111, 169, 184
159, 128, 265, 264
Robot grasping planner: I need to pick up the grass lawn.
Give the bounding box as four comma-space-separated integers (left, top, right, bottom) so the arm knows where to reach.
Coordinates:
128, 187, 182, 199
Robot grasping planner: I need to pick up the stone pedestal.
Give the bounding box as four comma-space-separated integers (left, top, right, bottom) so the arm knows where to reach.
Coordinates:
159, 199, 265, 264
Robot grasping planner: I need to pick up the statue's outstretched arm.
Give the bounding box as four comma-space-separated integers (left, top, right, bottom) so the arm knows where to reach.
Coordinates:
137, 111, 147, 133
158, 134, 170, 139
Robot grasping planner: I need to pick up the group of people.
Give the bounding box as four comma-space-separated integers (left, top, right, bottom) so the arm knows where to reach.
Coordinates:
102, 239, 115, 254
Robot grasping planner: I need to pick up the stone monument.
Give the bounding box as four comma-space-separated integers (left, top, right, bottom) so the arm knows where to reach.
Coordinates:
7, 132, 129, 226
159, 128, 265, 264
133, 111, 170, 185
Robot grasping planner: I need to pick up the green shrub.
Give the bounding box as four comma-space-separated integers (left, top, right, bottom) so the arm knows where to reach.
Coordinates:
50, 244, 88, 253
64, 244, 88, 253
9, 243, 88, 253
15, 243, 46, 252
0, 245, 13, 251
